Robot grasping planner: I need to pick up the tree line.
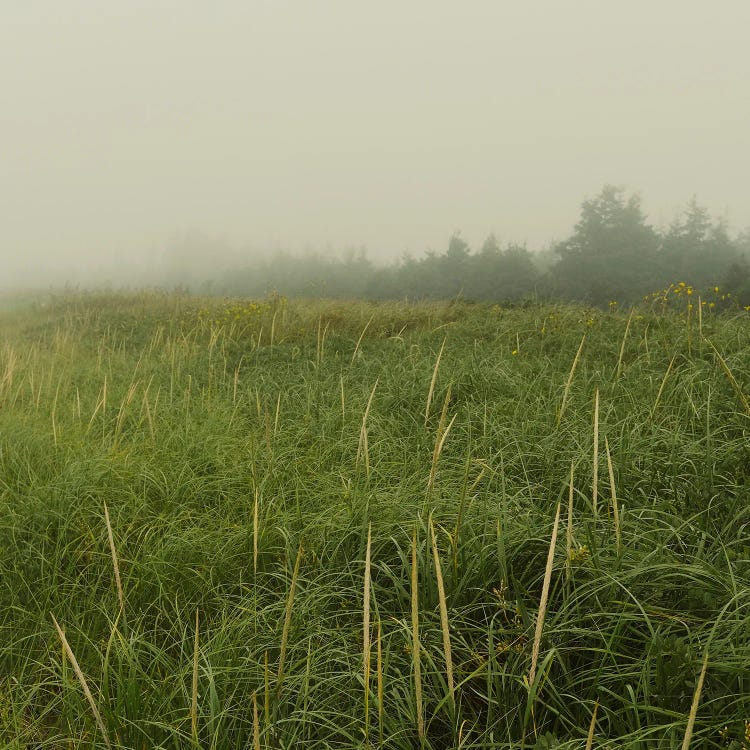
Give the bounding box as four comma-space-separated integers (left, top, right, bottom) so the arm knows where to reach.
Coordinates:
208, 186, 750, 307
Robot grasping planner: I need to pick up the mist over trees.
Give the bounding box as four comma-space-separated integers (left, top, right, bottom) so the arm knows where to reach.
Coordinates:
189, 186, 750, 306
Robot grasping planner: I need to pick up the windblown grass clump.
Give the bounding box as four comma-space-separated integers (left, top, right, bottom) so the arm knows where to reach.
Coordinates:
0, 291, 749, 748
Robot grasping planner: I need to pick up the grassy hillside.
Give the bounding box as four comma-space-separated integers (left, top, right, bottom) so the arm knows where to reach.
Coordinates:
0, 292, 749, 748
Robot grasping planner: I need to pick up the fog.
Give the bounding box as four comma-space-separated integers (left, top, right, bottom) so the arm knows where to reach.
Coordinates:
2, 1, 749, 288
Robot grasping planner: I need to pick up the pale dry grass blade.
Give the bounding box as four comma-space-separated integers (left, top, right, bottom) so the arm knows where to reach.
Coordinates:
430, 518, 454, 707
706, 339, 750, 416
565, 461, 574, 582
651, 355, 676, 417
356, 379, 379, 477
528, 502, 561, 689
192, 608, 199, 743
681, 650, 709, 750
605, 438, 622, 553
277, 543, 303, 697
424, 338, 446, 425
428, 413, 457, 495
340, 375, 346, 423
557, 334, 585, 425
52, 615, 111, 749
377, 620, 384, 749
363, 523, 372, 739
351, 313, 374, 365
103, 503, 124, 614
264, 651, 270, 726
615, 309, 634, 379
428, 385, 456, 494
253, 488, 259, 577
252, 692, 261, 750
274, 392, 281, 436
585, 700, 598, 750
411, 526, 424, 740
592, 390, 599, 517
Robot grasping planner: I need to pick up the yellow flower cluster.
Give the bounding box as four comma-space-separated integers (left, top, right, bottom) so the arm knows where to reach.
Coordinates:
198, 301, 270, 327
643, 282, 737, 313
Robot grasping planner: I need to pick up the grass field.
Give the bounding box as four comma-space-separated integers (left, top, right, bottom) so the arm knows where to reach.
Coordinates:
0, 291, 749, 749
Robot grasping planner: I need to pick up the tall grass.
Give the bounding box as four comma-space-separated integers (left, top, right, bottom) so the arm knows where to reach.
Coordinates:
0, 291, 747, 748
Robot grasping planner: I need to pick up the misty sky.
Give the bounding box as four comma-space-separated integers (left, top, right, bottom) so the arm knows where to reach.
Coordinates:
3, 1, 750, 284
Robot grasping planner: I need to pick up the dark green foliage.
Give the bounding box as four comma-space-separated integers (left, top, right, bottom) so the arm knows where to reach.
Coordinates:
206, 187, 747, 308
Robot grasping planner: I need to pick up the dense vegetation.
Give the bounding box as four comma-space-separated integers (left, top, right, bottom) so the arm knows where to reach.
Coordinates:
1, 292, 749, 748
189, 187, 750, 307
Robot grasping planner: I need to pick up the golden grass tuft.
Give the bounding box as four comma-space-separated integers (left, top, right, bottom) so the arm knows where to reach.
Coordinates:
103, 502, 124, 615
363, 523, 373, 739
681, 650, 709, 750
428, 384, 456, 495
430, 517, 454, 708
52, 614, 112, 749
605, 437, 622, 554
592, 390, 599, 517
277, 543, 303, 698
528, 502, 561, 689
411, 526, 424, 740
192, 608, 199, 743
585, 700, 598, 750
557, 334, 585, 425
424, 338, 446, 425
356, 380, 379, 478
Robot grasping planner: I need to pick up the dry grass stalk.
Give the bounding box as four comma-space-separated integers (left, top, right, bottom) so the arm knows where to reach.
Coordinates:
557, 334, 586, 425
264, 651, 270, 725
592, 390, 599, 517
377, 620, 384, 748
411, 526, 424, 740
528, 502, 561, 689
651, 355, 676, 417
585, 700, 599, 750
356, 380, 379, 477
140, 379, 156, 438
52, 614, 111, 749
424, 338, 446, 425
430, 518, 454, 707
86, 378, 108, 432
428, 385, 456, 494
363, 523, 373, 739
192, 608, 199, 743
681, 650, 709, 750
340, 375, 346, 423
113, 379, 139, 441
565, 461, 574, 582
252, 692, 261, 750
706, 339, 750, 416
605, 438, 622, 553
452, 465, 486, 573
274, 392, 281, 436
103, 503, 124, 614
253, 488, 260, 577
316, 319, 330, 367
351, 313, 375, 365
277, 543, 303, 697
615, 309, 634, 379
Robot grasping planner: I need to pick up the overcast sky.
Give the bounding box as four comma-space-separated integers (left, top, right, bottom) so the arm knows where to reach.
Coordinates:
2, 1, 749, 284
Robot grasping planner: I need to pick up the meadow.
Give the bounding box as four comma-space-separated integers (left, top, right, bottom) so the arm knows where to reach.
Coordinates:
0, 291, 748, 749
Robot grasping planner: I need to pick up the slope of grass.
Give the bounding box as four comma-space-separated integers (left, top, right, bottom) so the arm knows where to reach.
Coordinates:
0, 292, 749, 748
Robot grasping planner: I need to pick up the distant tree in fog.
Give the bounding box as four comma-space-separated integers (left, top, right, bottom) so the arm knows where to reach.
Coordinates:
553, 185, 660, 304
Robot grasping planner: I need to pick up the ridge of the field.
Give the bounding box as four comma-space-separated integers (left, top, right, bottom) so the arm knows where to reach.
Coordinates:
0, 291, 749, 749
